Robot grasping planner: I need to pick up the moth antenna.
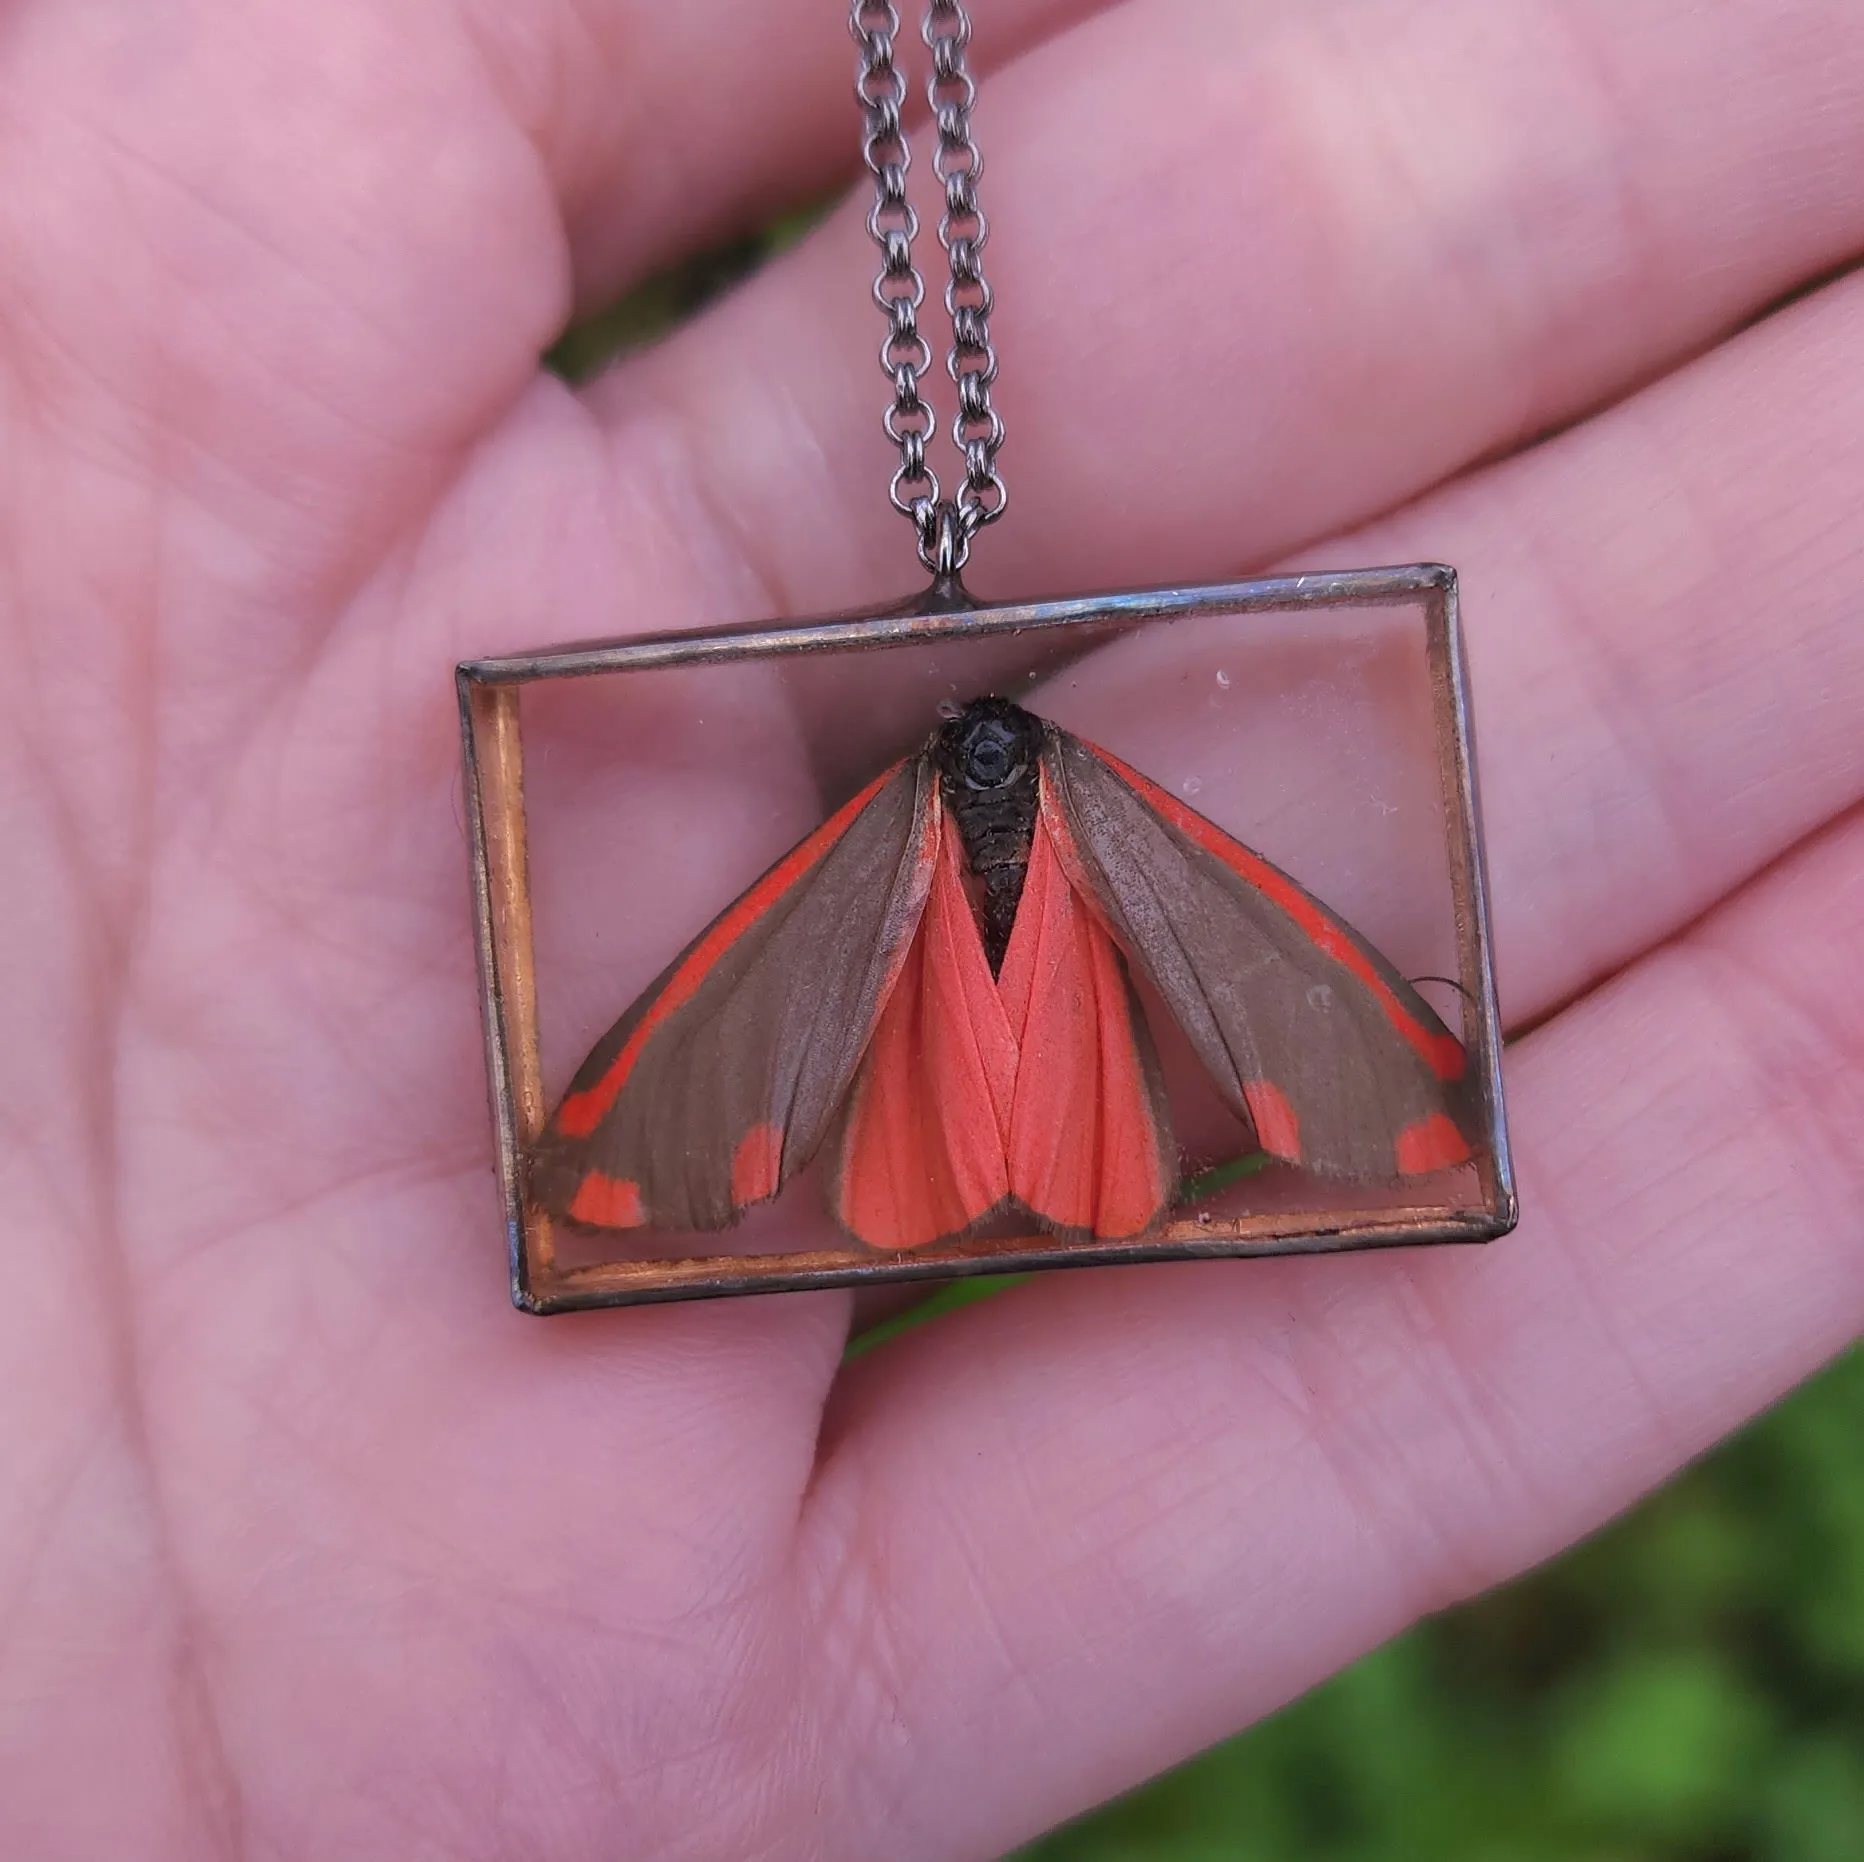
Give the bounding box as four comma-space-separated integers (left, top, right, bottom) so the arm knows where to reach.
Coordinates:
1409, 973, 1475, 1003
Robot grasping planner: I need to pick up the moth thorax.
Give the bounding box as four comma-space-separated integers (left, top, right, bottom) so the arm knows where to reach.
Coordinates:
933, 697, 1045, 976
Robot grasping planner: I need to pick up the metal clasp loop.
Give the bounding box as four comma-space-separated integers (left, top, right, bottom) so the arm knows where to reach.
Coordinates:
917, 498, 969, 578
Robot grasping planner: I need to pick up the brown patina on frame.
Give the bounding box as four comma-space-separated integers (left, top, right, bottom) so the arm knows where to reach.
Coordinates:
457, 563, 1517, 1314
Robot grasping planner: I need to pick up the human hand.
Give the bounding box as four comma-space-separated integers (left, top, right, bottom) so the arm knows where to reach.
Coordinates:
3, 1, 1861, 1856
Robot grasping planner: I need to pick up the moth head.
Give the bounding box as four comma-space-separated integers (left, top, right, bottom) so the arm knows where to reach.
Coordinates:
937, 696, 1042, 793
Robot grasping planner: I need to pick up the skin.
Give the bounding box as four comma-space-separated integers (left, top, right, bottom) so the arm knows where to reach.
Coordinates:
1, 0, 1862, 1856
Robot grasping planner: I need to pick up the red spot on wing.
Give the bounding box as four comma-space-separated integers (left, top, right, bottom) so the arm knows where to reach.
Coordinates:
730, 1122, 784, 1207
568, 1172, 645, 1227
1082, 745, 1468, 1083
554, 764, 906, 1139
1242, 1079, 1302, 1161
1395, 1112, 1473, 1175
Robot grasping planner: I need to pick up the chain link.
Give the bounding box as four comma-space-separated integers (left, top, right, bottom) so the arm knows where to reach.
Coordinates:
852, 0, 1005, 575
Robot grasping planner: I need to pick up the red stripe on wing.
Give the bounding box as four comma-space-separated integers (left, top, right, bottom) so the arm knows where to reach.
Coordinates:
554, 764, 906, 1139
1083, 745, 1467, 1084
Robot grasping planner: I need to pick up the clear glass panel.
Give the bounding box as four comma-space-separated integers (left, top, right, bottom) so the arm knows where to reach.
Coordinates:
490, 578, 1504, 1299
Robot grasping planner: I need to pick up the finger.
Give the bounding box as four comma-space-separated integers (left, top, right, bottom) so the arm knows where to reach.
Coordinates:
251, 1, 1864, 1348
375, 267, 1864, 1131
460, 0, 1117, 302
0, 732, 205, 1852
583, 0, 1864, 610
0, 0, 1105, 801
346, 0, 1864, 1095
783, 253, 1864, 1833
244, 0, 1864, 1301
1047, 267, 1864, 1030
800, 804, 1864, 1859
0, 0, 566, 821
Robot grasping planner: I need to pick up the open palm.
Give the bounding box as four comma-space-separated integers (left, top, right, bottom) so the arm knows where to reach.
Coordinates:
4, 1, 1862, 1856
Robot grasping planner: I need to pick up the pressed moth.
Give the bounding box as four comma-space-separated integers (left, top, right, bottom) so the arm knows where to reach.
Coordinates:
527, 695, 1477, 1253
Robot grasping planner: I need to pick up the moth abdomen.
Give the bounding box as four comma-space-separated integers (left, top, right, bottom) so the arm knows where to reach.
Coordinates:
932, 696, 1045, 974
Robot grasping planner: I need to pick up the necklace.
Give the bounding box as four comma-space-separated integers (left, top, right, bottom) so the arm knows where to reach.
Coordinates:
854, 0, 1005, 582
458, 2, 1515, 1314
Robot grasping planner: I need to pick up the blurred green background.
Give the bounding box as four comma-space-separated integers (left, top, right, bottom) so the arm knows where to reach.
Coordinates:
555, 241, 1864, 1862
851, 1286, 1864, 1862
1020, 1343, 1864, 1862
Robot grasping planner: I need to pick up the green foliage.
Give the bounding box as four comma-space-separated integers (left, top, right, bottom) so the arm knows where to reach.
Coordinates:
546, 206, 822, 382
842, 1155, 1268, 1363
1020, 1345, 1864, 1861
845, 1273, 1034, 1361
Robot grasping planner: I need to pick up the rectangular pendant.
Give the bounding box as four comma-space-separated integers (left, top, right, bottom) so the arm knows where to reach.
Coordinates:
458, 563, 1516, 1313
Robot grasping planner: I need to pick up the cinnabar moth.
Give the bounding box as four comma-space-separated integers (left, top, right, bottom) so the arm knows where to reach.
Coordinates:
528, 697, 1475, 1251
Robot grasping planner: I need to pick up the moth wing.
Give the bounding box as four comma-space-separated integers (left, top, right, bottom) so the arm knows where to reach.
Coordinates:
830, 799, 1180, 1252
1040, 730, 1474, 1181
997, 805, 1178, 1239
529, 757, 941, 1231
827, 819, 1019, 1251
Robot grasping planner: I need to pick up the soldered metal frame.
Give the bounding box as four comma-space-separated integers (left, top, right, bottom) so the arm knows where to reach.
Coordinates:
457, 562, 1517, 1314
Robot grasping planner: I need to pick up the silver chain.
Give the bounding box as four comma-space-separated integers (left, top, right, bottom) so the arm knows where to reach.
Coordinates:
852, 0, 1005, 576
